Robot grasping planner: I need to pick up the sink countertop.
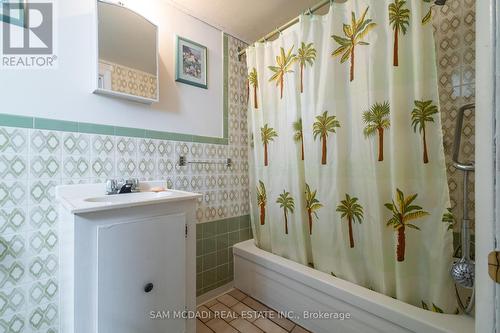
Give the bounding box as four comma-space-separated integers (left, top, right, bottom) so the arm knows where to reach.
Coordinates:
56, 181, 202, 214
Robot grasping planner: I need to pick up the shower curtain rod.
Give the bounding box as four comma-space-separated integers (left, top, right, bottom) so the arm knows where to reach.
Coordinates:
237, 0, 331, 58
237, 0, 447, 58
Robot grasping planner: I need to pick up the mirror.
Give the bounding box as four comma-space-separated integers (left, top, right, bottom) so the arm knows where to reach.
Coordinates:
95, 1, 159, 103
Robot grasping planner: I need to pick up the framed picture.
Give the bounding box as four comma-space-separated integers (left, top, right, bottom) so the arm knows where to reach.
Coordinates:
175, 36, 208, 89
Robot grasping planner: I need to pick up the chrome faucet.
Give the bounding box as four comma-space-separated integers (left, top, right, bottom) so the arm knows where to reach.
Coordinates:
106, 178, 139, 195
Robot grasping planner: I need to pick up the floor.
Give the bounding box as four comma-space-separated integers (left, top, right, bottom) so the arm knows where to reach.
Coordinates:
197, 289, 312, 333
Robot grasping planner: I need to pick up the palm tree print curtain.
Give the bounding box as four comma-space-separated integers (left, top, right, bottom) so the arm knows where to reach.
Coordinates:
247, 0, 457, 313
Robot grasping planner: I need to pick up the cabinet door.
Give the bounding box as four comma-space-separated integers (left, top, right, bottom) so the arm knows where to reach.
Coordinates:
97, 214, 186, 333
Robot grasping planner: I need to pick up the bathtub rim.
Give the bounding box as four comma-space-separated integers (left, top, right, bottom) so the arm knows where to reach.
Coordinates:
233, 239, 474, 333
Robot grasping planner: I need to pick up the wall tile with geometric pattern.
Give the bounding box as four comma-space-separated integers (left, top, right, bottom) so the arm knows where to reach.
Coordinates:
433, 0, 475, 235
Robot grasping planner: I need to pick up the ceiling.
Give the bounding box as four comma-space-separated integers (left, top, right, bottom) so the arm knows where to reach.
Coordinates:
166, 0, 324, 43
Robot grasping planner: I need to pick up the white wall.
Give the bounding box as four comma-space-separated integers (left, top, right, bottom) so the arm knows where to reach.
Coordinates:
0, 0, 224, 137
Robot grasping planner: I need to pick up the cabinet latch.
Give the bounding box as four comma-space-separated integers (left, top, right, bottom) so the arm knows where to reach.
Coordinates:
185, 224, 188, 238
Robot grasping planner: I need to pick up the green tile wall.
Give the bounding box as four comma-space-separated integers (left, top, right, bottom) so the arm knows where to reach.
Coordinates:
196, 216, 252, 296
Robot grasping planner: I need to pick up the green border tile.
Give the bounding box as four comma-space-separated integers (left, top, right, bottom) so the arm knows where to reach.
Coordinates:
78, 122, 114, 135
145, 130, 171, 141
34, 117, 78, 132
0, 113, 33, 128
114, 126, 146, 138
169, 132, 194, 142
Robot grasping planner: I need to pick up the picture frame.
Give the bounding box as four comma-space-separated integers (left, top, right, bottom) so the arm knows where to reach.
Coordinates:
175, 35, 208, 89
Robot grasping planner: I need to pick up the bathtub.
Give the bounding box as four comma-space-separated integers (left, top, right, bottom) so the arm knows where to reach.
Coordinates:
233, 240, 475, 333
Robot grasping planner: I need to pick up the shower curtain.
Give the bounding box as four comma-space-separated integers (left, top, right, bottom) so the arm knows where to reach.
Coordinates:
247, 0, 458, 313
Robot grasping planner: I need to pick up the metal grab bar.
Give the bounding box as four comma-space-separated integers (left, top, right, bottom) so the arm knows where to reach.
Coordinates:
452, 104, 475, 172
450, 103, 476, 313
178, 156, 232, 167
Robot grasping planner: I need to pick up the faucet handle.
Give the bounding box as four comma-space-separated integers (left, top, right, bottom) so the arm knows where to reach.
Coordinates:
106, 178, 139, 194
126, 178, 139, 191
106, 179, 117, 194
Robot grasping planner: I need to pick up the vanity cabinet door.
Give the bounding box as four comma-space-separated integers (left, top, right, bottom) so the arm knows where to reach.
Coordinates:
97, 214, 186, 333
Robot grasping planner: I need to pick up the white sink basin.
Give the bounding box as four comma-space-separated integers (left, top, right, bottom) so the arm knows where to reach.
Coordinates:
55, 182, 201, 214
85, 191, 173, 203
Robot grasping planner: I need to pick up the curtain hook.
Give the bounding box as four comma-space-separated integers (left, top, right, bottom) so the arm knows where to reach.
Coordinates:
276, 27, 282, 37
307, 7, 313, 15
329, 0, 333, 6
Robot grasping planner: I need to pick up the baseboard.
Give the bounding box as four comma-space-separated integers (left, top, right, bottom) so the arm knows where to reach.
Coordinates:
196, 281, 234, 305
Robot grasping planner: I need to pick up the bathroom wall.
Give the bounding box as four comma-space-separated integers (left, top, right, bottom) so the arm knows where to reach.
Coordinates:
0, 34, 249, 331
0, 0, 223, 138
433, 0, 475, 243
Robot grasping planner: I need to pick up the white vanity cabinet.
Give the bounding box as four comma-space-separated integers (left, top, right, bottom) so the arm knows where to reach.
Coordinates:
56, 182, 200, 333
97, 214, 186, 333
